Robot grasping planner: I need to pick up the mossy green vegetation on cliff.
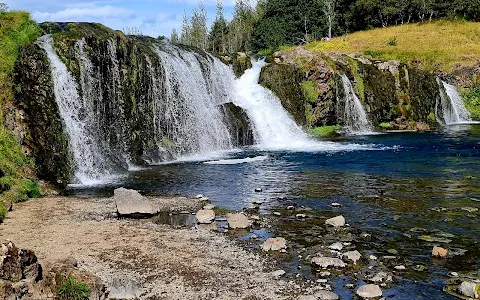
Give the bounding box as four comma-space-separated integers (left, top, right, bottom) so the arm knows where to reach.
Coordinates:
0, 10, 41, 221
460, 84, 480, 121
304, 21, 480, 72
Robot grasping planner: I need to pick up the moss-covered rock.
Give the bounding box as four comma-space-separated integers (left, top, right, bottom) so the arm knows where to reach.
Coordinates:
259, 64, 307, 126
232, 52, 252, 77
13, 42, 71, 188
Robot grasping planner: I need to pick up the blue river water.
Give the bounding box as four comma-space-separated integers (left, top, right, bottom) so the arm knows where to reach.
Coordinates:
69, 124, 480, 299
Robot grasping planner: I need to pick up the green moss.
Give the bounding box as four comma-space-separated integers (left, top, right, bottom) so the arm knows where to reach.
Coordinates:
379, 122, 392, 130
0, 201, 6, 222
461, 85, 480, 120
347, 58, 365, 101
309, 125, 341, 137
213, 207, 236, 215
301, 81, 319, 104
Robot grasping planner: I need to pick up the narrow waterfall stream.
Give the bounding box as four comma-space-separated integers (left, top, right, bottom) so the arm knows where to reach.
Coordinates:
38, 35, 118, 184
232, 59, 314, 150
438, 80, 477, 125
340, 74, 374, 135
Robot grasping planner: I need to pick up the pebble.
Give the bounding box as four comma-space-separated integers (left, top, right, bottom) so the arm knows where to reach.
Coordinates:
195, 194, 204, 199
287, 206, 295, 210
254, 188, 263, 192
356, 284, 382, 299
369, 255, 377, 260
319, 271, 331, 277
449, 272, 459, 277
296, 214, 307, 219
262, 238, 287, 251
202, 204, 215, 210
273, 212, 282, 216
394, 265, 406, 270
331, 202, 342, 208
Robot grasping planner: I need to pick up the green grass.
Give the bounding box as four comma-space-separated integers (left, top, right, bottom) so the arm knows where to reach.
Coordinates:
379, 122, 392, 130
57, 274, 90, 300
304, 21, 480, 71
0, 11, 42, 222
309, 125, 341, 137
461, 85, 480, 120
301, 80, 319, 103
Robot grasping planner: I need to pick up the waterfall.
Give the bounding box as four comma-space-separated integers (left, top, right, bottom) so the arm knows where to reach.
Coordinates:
438, 80, 474, 125
232, 59, 314, 149
339, 74, 374, 135
38, 35, 119, 184
152, 42, 233, 156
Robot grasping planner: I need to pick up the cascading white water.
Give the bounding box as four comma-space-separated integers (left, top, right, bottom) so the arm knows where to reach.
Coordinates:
232, 59, 314, 149
438, 80, 475, 125
340, 74, 374, 135
153, 43, 233, 156
38, 35, 116, 184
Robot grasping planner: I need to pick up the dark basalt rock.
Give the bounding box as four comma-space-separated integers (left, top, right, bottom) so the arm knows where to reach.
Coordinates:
221, 103, 254, 147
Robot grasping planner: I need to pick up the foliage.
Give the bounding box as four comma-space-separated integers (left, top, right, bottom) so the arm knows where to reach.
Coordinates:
0, 11, 41, 222
304, 21, 480, 71
461, 84, 480, 120
385, 35, 398, 46
309, 125, 341, 137
57, 274, 90, 300
301, 81, 319, 103
379, 122, 392, 129
363, 50, 381, 58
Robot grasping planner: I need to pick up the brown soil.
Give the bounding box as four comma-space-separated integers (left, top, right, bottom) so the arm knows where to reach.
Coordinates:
0, 196, 287, 299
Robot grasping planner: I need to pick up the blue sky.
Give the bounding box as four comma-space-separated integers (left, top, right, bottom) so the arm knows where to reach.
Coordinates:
6, 0, 238, 37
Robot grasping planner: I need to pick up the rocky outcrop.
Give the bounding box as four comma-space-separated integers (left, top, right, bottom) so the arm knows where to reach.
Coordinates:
114, 187, 158, 217
259, 63, 307, 126
13, 43, 71, 188
261, 47, 444, 131
232, 52, 252, 77
221, 103, 254, 147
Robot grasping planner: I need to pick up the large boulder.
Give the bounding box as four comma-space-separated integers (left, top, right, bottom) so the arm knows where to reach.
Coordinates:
114, 188, 158, 217
220, 103, 254, 147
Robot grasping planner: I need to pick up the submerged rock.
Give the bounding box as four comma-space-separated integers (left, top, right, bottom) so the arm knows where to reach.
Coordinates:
226, 213, 250, 229
196, 210, 216, 224
114, 188, 158, 217
262, 238, 287, 252
325, 216, 345, 227
356, 284, 382, 299
311, 257, 346, 269
432, 246, 448, 258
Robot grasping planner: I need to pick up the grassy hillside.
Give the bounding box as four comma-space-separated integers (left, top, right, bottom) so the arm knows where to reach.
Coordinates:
0, 10, 42, 221
305, 21, 480, 72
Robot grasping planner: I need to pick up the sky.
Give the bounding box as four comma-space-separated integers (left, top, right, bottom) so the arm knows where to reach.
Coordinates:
6, 0, 238, 37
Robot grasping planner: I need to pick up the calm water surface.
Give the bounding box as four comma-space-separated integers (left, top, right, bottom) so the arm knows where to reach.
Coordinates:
70, 125, 480, 299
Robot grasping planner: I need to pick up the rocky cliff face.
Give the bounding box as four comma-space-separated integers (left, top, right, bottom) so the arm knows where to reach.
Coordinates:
12, 22, 253, 187
260, 47, 442, 131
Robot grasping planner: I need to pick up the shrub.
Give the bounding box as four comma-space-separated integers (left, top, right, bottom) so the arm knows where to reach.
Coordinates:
461, 85, 480, 120
379, 122, 392, 130
309, 125, 341, 137
363, 50, 381, 58
385, 36, 398, 46
57, 275, 90, 300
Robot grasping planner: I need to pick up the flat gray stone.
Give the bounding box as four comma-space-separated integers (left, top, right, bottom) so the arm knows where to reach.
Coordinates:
356, 284, 382, 299
311, 257, 346, 269
262, 238, 287, 252
325, 215, 345, 227
343, 250, 362, 264
196, 209, 215, 224
314, 290, 340, 300
114, 188, 158, 217
458, 281, 479, 299
226, 213, 250, 229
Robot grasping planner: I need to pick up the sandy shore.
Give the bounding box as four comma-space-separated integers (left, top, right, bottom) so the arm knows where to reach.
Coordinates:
0, 196, 287, 299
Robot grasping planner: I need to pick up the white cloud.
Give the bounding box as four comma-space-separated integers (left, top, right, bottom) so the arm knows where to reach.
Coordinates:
32, 5, 133, 21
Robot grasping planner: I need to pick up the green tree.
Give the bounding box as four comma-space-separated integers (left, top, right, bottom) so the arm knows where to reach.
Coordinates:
209, 0, 228, 53
170, 28, 179, 43
180, 10, 191, 45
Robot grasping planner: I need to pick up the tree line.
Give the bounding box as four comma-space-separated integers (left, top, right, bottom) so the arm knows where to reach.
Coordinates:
173, 0, 480, 53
